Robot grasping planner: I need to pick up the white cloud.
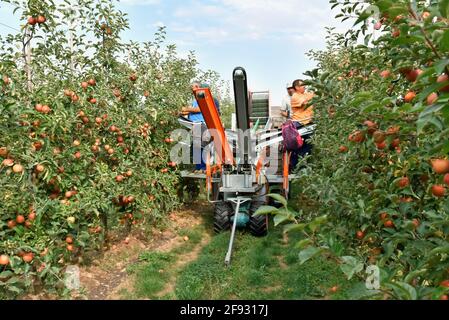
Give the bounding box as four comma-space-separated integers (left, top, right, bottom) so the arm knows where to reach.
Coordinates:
161, 0, 356, 104
119, 0, 160, 5
168, 0, 353, 45
173, 4, 226, 18
171, 38, 197, 47
171, 25, 195, 33
153, 21, 165, 28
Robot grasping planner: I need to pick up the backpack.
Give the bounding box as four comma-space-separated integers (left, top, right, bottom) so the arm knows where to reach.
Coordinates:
282, 120, 304, 151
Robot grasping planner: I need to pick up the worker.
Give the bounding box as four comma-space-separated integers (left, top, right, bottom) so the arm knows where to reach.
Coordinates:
280, 84, 295, 120
290, 79, 314, 126
288, 79, 315, 171
181, 83, 221, 122
181, 81, 201, 120
181, 83, 221, 172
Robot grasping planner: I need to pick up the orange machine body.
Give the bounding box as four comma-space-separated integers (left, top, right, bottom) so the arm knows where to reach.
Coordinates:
193, 88, 235, 166
283, 151, 290, 196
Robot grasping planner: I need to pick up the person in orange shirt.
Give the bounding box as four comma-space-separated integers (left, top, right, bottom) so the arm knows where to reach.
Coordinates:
290, 79, 315, 125
288, 79, 315, 171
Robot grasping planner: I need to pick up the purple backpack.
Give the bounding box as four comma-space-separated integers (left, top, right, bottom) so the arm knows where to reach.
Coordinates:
282, 120, 304, 151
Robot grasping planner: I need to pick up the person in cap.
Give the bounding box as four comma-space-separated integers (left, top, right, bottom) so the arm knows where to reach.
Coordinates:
280, 83, 295, 120
181, 83, 220, 123
181, 83, 221, 172
288, 79, 315, 171
290, 79, 314, 126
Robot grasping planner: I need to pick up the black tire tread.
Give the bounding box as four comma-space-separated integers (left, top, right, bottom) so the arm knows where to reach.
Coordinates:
249, 201, 268, 237
214, 202, 232, 233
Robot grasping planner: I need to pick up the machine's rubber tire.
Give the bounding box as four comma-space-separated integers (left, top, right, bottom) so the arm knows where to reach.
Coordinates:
249, 201, 268, 237
214, 202, 233, 234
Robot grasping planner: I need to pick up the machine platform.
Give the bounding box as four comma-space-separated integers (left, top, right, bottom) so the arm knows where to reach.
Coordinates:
180, 171, 298, 183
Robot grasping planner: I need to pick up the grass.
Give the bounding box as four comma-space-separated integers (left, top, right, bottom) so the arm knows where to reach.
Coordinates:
174, 228, 356, 300
173, 226, 205, 254
134, 251, 175, 296
127, 208, 358, 300
123, 223, 206, 299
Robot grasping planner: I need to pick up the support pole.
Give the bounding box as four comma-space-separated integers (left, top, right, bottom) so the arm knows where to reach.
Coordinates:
225, 197, 251, 266
224, 200, 241, 266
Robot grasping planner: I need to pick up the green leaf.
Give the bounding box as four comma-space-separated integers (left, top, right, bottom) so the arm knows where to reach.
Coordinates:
6, 276, 21, 284
377, 0, 393, 12
0, 270, 13, 278
295, 239, 313, 249
273, 212, 291, 226
253, 205, 278, 216
346, 281, 383, 299
308, 215, 328, 232
404, 269, 428, 284
5, 285, 22, 294
298, 246, 323, 265
357, 199, 365, 209
429, 245, 449, 256
403, 221, 417, 231
417, 82, 443, 101
385, 281, 418, 300
417, 114, 444, 132
420, 104, 446, 117
340, 256, 364, 280
440, 0, 449, 18
267, 193, 287, 207
353, 6, 377, 26
283, 223, 306, 234
430, 140, 449, 154
320, 72, 330, 81
417, 65, 436, 80
434, 58, 449, 74
362, 101, 382, 113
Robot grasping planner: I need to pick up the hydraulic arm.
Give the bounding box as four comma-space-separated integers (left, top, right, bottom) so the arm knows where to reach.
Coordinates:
193, 87, 234, 166
193, 67, 253, 170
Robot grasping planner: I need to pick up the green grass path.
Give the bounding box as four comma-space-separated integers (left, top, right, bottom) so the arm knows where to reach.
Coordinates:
124, 206, 356, 300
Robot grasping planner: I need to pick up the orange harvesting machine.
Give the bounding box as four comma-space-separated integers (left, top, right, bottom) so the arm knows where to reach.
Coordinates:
179, 67, 315, 265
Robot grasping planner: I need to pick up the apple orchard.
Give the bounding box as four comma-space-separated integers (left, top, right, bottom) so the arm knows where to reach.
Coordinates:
0, 0, 221, 298
287, 0, 449, 300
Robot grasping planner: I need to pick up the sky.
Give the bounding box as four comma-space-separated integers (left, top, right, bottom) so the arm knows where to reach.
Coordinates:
0, 0, 354, 105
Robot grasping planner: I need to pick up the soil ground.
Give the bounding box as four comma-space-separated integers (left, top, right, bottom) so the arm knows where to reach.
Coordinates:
78, 202, 210, 299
